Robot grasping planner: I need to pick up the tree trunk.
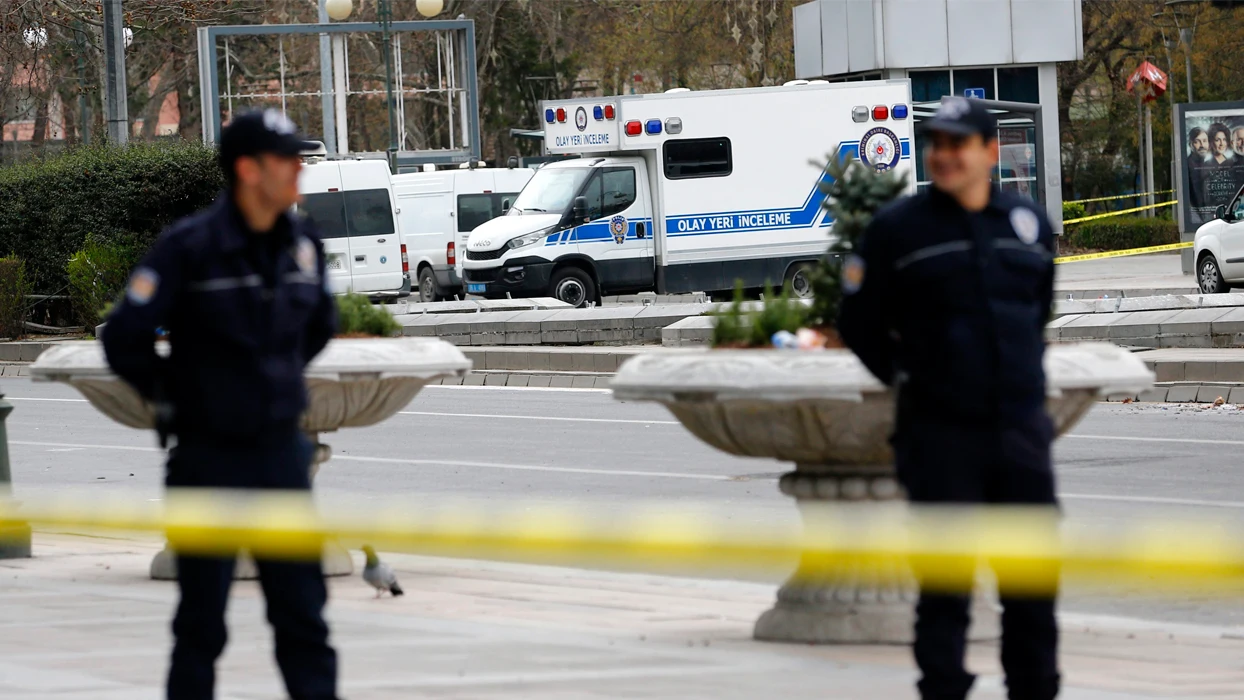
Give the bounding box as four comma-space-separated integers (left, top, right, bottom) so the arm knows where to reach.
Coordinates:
31, 97, 50, 148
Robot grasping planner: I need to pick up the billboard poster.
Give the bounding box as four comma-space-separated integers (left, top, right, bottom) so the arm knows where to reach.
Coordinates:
1176, 101, 1244, 231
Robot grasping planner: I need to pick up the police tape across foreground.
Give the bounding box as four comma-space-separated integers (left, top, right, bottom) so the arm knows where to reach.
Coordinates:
4, 490, 1244, 596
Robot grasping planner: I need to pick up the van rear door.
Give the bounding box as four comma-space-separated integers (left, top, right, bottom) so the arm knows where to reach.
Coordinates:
340, 188, 402, 294
297, 166, 353, 294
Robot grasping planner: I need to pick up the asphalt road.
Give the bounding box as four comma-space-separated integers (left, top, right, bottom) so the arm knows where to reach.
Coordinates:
7, 377, 1244, 625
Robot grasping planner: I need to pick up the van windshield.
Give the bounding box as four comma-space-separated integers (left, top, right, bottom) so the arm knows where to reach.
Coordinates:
298, 189, 395, 239
509, 167, 591, 215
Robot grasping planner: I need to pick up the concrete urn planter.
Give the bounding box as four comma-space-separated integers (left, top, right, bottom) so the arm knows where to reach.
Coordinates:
610, 342, 1153, 644
31, 338, 471, 580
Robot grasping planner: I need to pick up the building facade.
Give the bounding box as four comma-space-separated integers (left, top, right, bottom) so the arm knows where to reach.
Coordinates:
792, 0, 1084, 232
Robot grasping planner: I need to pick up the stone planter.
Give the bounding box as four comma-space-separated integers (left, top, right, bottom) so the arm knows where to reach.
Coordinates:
31, 338, 470, 580
610, 342, 1153, 644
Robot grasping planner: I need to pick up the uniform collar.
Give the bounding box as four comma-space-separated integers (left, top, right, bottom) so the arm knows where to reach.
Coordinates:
929, 183, 1007, 214
215, 191, 296, 253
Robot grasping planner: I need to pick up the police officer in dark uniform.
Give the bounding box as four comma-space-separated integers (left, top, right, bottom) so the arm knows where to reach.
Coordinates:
102, 109, 339, 700
838, 97, 1059, 700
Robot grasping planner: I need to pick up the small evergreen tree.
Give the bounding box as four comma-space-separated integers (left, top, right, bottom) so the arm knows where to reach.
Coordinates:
806, 154, 908, 329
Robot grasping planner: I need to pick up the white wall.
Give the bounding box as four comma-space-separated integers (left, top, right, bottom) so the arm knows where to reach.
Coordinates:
793, 0, 1083, 79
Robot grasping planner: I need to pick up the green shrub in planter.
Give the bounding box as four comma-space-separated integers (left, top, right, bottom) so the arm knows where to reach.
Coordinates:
335, 294, 401, 337
1063, 216, 1179, 251
1062, 201, 1086, 223
0, 257, 31, 340
0, 141, 222, 293
68, 239, 142, 328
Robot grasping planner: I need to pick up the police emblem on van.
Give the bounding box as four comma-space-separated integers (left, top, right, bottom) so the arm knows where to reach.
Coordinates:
610, 215, 627, 244
859, 127, 901, 172
575, 107, 588, 132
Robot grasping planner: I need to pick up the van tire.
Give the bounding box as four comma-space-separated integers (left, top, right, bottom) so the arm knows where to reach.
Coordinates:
550, 267, 596, 308
417, 267, 442, 303
785, 262, 815, 299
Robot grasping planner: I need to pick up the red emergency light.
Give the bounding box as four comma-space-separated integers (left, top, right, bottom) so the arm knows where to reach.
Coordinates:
624, 120, 643, 136
872, 105, 889, 121
603, 104, 616, 120
555, 108, 567, 123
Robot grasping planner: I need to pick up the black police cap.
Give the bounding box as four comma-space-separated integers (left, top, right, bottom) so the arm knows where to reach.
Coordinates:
920, 96, 998, 140
218, 109, 318, 169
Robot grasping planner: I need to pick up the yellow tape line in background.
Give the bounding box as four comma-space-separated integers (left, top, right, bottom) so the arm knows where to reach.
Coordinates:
1063, 200, 1178, 225
1054, 240, 1192, 265
1065, 190, 1174, 206
6, 491, 1244, 596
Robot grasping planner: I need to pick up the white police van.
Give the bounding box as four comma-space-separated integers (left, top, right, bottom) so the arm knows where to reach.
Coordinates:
298, 158, 409, 298
393, 165, 534, 302
461, 81, 915, 306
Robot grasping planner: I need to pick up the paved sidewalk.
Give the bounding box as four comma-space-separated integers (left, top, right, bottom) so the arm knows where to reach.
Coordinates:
3, 534, 1244, 698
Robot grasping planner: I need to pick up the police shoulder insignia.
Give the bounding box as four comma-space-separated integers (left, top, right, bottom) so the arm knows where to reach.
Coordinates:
842, 254, 866, 295
1010, 207, 1041, 245
126, 268, 160, 306
295, 238, 318, 274
610, 215, 628, 245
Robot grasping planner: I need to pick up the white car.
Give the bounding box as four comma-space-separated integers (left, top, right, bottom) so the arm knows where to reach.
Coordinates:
1194, 185, 1244, 294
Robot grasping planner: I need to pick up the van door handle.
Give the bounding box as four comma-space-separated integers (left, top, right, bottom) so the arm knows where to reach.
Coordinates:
377, 238, 386, 243
355, 255, 365, 262
637, 223, 646, 239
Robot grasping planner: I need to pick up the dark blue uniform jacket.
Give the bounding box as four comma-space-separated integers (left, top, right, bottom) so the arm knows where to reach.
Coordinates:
839, 186, 1055, 424
103, 192, 337, 443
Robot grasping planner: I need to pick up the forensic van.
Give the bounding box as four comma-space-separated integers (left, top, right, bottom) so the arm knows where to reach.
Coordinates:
392, 165, 535, 302
297, 158, 409, 298
461, 81, 915, 307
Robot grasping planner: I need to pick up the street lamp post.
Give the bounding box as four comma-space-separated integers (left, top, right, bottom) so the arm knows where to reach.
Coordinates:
102, 0, 129, 145
379, 0, 399, 172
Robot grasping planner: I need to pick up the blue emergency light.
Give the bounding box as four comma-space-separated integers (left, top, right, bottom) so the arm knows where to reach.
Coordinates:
593, 106, 604, 121
645, 119, 663, 135
892, 104, 909, 120
544, 109, 555, 124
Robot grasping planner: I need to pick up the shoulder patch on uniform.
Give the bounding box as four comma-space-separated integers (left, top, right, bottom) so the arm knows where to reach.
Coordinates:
1010, 207, 1041, 245
126, 268, 159, 306
295, 237, 318, 275
842, 254, 866, 295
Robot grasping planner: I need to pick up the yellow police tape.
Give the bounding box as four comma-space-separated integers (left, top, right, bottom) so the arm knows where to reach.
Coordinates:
1054, 240, 1192, 265
1063, 200, 1178, 226
3, 490, 1244, 596
1065, 190, 1174, 206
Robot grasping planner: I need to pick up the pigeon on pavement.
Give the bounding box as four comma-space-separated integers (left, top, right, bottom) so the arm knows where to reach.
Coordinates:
361, 545, 404, 598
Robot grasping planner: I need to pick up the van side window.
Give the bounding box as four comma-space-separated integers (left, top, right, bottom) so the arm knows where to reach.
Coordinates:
457, 193, 524, 233
298, 192, 348, 239
663, 138, 732, 180
600, 169, 636, 217
345, 189, 395, 236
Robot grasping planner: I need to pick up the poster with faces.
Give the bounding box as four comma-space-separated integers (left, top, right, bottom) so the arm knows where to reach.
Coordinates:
1184, 107, 1244, 226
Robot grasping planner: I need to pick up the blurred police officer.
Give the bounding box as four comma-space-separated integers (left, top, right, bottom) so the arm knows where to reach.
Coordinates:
103, 109, 339, 700
839, 97, 1059, 700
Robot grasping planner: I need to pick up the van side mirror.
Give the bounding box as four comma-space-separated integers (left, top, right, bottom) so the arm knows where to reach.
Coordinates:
501, 198, 511, 213
1217, 205, 1229, 221
507, 156, 519, 169
573, 196, 588, 222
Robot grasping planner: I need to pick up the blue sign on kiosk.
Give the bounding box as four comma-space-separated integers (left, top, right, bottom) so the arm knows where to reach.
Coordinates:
963, 88, 986, 100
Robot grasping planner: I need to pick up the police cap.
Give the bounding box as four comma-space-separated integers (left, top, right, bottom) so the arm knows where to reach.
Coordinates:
219, 109, 318, 174
920, 96, 997, 141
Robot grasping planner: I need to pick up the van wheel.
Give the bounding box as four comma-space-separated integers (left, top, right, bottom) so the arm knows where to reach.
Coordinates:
417, 268, 442, 303
785, 263, 815, 299
1199, 254, 1230, 294
550, 268, 596, 308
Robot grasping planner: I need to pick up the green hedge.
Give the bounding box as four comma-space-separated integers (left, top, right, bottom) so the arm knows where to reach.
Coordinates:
1062, 201, 1086, 223
0, 258, 30, 340
335, 294, 401, 337
0, 142, 223, 294
1063, 216, 1179, 251
68, 240, 142, 328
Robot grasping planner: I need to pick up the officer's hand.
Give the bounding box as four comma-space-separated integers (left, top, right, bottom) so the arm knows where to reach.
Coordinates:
155, 401, 175, 449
